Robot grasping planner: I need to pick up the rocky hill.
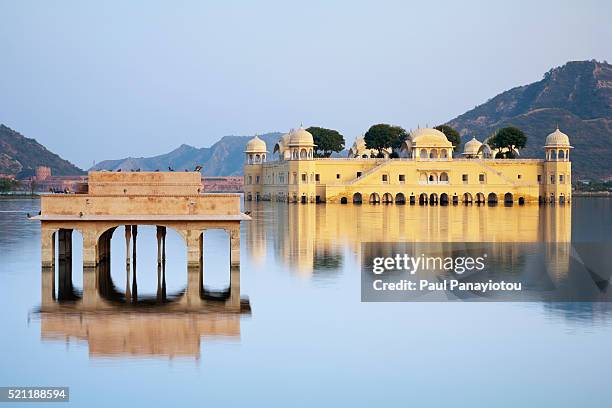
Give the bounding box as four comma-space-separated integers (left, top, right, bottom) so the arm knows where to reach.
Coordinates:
91, 133, 283, 175
447, 60, 612, 179
0, 124, 84, 178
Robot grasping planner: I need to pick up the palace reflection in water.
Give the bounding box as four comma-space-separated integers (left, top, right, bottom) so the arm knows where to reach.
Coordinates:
39, 252, 250, 359
39, 225, 249, 360
244, 201, 572, 275
32, 198, 612, 359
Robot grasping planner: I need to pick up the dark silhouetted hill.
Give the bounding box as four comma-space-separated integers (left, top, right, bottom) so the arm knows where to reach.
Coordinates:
0, 124, 84, 178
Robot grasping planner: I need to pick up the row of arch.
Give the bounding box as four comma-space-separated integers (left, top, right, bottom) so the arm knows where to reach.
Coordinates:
246, 153, 267, 164
291, 148, 315, 160
420, 172, 449, 183
341, 192, 525, 206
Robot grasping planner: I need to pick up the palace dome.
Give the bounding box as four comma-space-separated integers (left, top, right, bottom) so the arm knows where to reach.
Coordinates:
288, 127, 315, 146
545, 128, 571, 146
245, 135, 267, 153
463, 137, 482, 155
411, 128, 452, 147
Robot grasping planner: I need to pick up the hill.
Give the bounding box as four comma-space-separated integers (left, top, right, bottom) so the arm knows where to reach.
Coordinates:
0, 124, 84, 178
90, 133, 283, 175
446, 60, 612, 179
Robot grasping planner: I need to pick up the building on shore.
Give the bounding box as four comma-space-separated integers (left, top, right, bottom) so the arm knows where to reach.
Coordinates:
243, 127, 573, 205
202, 176, 243, 193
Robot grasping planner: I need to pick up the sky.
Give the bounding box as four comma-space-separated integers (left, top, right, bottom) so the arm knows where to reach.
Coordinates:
1, 0, 611, 169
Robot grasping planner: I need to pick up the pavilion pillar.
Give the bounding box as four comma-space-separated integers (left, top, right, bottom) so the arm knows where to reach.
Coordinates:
186, 229, 203, 268
41, 266, 55, 307
228, 265, 241, 309
185, 229, 203, 306
82, 230, 98, 268
162, 226, 167, 264
57, 229, 73, 300
156, 226, 163, 266
229, 225, 240, 267
124, 225, 131, 265
41, 227, 56, 268
81, 266, 101, 308
131, 225, 138, 302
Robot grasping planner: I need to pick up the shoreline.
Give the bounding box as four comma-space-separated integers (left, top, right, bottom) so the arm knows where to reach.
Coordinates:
572, 191, 612, 197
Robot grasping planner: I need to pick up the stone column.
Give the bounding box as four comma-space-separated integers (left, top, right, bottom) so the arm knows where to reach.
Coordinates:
41, 266, 55, 308
228, 265, 241, 310
162, 226, 166, 264
82, 230, 98, 268
131, 225, 138, 302
82, 266, 101, 308
185, 265, 203, 307
184, 230, 203, 307
125, 262, 131, 302
125, 225, 132, 265
41, 227, 56, 268
186, 229, 202, 268
229, 225, 240, 267
156, 226, 163, 266
57, 229, 73, 300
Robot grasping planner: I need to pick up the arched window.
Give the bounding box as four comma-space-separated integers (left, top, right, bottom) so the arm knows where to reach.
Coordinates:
551, 150, 557, 160
430, 149, 438, 159
248, 154, 253, 164
439, 172, 449, 182
420, 149, 427, 159
441, 149, 448, 159
255, 154, 260, 163
300, 149, 307, 159
558, 150, 564, 160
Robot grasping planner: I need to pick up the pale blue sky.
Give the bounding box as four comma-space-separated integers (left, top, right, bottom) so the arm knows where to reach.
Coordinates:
1, 0, 611, 168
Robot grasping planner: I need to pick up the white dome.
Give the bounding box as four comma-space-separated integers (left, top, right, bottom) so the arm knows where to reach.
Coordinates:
288, 127, 315, 146
545, 128, 571, 146
245, 135, 267, 153
463, 137, 482, 155
411, 128, 452, 147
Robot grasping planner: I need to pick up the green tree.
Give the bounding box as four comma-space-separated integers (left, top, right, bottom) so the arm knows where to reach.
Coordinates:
0, 178, 19, 193
434, 125, 461, 148
488, 127, 527, 158
306, 127, 345, 157
364, 124, 408, 154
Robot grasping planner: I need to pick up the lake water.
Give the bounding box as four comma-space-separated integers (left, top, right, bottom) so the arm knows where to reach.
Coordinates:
1, 197, 612, 407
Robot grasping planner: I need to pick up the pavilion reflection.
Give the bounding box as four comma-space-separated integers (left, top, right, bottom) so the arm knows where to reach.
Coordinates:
39, 258, 250, 359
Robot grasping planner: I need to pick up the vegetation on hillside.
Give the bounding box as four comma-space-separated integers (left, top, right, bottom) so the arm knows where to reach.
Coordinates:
446, 60, 612, 179
0, 125, 84, 178
0, 178, 19, 192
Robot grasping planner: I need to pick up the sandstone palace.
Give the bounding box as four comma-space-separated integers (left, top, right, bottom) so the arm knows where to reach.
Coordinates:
243, 127, 573, 205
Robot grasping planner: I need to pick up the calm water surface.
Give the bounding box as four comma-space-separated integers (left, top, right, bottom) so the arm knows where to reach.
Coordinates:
1, 197, 612, 407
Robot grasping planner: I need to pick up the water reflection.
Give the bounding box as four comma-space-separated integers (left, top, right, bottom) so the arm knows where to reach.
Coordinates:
245, 201, 573, 276
244, 200, 612, 321
37, 242, 250, 359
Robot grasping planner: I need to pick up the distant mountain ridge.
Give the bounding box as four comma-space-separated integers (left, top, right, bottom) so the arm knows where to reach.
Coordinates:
0, 124, 84, 178
91, 133, 283, 175
446, 60, 612, 179
91, 61, 612, 179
